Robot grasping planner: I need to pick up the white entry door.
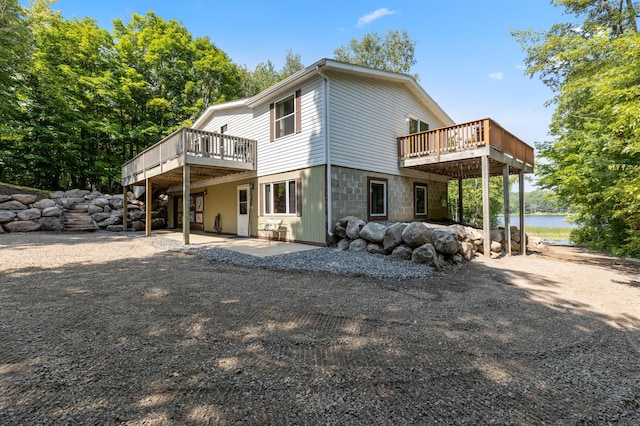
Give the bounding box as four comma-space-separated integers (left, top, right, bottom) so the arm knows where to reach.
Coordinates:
237, 184, 250, 237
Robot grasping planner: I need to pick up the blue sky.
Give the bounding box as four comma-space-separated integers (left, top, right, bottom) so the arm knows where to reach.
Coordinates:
34, 1, 578, 188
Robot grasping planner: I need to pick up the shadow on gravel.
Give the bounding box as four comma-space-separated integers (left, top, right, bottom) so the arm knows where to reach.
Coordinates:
0, 237, 639, 424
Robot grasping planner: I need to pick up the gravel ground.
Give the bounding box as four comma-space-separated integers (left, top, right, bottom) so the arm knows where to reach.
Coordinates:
141, 234, 436, 280
1, 232, 639, 425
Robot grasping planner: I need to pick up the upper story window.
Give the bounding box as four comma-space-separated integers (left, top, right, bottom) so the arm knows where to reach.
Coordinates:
408, 117, 429, 134
270, 89, 301, 141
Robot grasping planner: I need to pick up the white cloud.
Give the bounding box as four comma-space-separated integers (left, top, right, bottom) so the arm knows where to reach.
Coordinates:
357, 8, 397, 28
515, 64, 525, 70
489, 72, 504, 81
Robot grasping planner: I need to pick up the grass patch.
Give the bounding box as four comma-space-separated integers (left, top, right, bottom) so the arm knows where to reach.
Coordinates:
526, 226, 573, 242
0, 182, 51, 198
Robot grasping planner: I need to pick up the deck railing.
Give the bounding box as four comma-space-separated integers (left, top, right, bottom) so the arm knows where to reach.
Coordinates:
397, 118, 534, 167
122, 127, 256, 185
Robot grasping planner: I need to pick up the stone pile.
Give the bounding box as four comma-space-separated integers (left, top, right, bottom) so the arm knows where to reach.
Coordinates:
334, 216, 527, 270
0, 189, 167, 233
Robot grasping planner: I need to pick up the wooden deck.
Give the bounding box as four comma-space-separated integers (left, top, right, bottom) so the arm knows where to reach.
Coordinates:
398, 118, 534, 178
121, 128, 256, 187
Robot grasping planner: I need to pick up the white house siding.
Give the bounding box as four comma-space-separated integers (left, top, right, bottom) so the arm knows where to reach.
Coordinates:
327, 72, 449, 177
199, 78, 326, 178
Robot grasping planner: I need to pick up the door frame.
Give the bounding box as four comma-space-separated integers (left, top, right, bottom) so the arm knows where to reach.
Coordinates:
237, 184, 250, 237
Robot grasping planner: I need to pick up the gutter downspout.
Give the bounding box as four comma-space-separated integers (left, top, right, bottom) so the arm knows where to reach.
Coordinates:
316, 64, 332, 241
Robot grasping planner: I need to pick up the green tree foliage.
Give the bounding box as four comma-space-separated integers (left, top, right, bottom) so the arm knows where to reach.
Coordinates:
333, 29, 417, 78
0, 3, 244, 191
448, 178, 505, 228
241, 49, 304, 96
513, 0, 640, 256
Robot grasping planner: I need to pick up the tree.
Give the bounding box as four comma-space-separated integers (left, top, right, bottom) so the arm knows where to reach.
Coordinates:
333, 29, 417, 78
448, 178, 505, 228
512, 0, 640, 256
240, 50, 305, 96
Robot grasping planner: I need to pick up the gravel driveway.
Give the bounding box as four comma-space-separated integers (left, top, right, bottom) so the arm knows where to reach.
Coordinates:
1, 232, 639, 424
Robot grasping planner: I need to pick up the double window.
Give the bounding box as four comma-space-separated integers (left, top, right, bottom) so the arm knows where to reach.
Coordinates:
270, 90, 301, 141
368, 177, 388, 220
408, 117, 429, 134
262, 179, 300, 215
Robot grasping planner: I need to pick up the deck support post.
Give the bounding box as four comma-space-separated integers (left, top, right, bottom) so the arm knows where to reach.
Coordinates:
122, 185, 128, 232
182, 164, 190, 245
503, 164, 511, 256
457, 178, 463, 222
145, 179, 152, 237
481, 155, 491, 257
519, 169, 526, 255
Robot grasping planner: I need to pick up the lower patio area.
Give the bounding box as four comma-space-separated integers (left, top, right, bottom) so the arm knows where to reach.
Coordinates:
152, 229, 321, 258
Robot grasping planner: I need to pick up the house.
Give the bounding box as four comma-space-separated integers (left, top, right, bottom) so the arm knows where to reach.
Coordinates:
121, 58, 534, 255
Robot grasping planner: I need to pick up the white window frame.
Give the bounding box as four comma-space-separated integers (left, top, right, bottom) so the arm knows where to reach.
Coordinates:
408, 116, 429, 134
274, 93, 296, 139
368, 178, 388, 219
263, 179, 297, 216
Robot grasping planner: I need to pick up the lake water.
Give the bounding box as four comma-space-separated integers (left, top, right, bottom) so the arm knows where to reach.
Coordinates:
497, 215, 577, 228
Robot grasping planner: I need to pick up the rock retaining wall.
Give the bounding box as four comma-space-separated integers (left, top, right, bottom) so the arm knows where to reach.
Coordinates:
334, 216, 529, 270
0, 190, 167, 233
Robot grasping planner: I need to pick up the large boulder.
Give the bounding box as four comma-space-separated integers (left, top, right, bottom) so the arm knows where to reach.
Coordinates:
402, 222, 433, 248
130, 220, 145, 231
42, 206, 62, 217
432, 229, 460, 255
448, 224, 467, 241
336, 238, 351, 251
337, 216, 360, 228
411, 243, 442, 270
359, 222, 387, 243
64, 189, 90, 198
346, 218, 366, 240
33, 198, 56, 209
464, 226, 484, 245
460, 241, 476, 261
128, 210, 144, 221
490, 229, 504, 244
334, 222, 347, 239
0, 194, 11, 203
49, 190, 65, 199
367, 242, 386, 254
510, 228, 521, 243
349, 238, 368, 252
490, 241, 503, 253
11, 194, 37, 205
383, 222, 406, 252
0, 200, 27, 210
110, 197, 124, 209
93, 197, 109, 208
151, 218, 165, 229
4, 221, 42, 232
391, 244, 413, 261
17, 208, 41, 221
0, 210, 16, 223
39, 216, 64, 231
92, 212, 111, 223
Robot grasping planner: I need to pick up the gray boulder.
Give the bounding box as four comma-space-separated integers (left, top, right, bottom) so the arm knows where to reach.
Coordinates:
464, 226, 483, 244
87, 205, 103, 214
106, 225, 124, 232
383, 222, 407, 252
337, 216, 361, 227
448, 224, 467, 241
17, 208, 41, 221
49, 190, 65, 199
391, 244, 413, 260
490, 229, 504, 244
0, 200, 27, 210
336, 238, 351, 251
110, 197, 124, 209
0, 194, 11, 203
4, 221, 42, 232
348, 238, 368, 252
33, 198, 56, 209
151, 218, 165, 229
128, 210, 144, 221
346, 218, 366, 240
402, 222, 433, 248
64, 189, 90, 198
0, 210, 16, 223
460, 241, 476, 261
411, 243, 441, 270
367, 243, 386, 254
130, 220, 145, 231
334, 222, 347, 239
39, 217, 64, 231
92, 212, 111, 222
42, 206, 62, 217
359, 222, 386, 243
432, 229, 460, 255
11, 194, 37, 205
94, 197, 109, 208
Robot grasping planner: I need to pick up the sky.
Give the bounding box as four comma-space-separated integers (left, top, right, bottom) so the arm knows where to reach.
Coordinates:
28, 0, 580, 189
